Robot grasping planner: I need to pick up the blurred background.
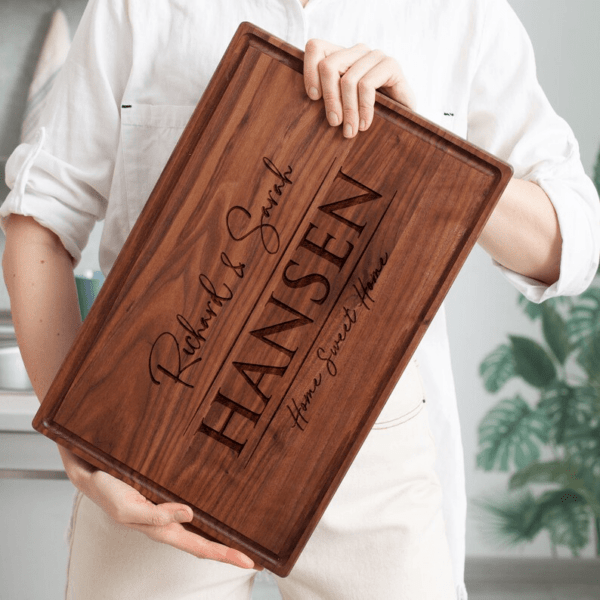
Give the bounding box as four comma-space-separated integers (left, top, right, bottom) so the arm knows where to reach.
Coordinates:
1, 1, 599, 598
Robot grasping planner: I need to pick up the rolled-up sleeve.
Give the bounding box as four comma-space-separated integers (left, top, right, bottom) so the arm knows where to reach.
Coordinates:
467, 0, 600, 303
1, 0, 132, 265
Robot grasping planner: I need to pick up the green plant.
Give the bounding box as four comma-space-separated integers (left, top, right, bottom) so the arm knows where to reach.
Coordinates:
477, 284, 600, 556
476, 159, 600, 555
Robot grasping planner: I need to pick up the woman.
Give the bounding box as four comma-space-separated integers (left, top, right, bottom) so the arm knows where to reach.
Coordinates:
3, 0, 598, 598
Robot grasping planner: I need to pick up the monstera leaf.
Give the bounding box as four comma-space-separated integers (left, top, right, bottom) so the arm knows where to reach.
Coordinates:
541, 304, 570, 364
479, 343, 516, 392
518, 295, 545, 321
563, 417, 600, 500
475, 490, 544, 544
478, 395, 550, 471
568, 288, 600, 349
518, 295, 573, 322
509, 335, 557, 388
539, 490, 591, 556
477, 488, 591, 555
538, 382, 597, 445
480, 332, 558, 394
576, 330, 600, 384
515, 299, 570, 363
509, 459, 600, 517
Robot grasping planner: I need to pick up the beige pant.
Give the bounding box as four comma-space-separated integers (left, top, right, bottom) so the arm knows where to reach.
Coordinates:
66, 360, 455, 599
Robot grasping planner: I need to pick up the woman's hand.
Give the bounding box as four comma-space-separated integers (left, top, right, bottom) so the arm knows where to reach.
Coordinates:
303, 39, 417, 138
58, 445, 258, 569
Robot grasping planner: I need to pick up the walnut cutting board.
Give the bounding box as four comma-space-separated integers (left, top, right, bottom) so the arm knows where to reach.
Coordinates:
34, 23, 512, 575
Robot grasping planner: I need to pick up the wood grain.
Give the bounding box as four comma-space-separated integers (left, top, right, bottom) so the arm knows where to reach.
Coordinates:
33, 23, 512, 575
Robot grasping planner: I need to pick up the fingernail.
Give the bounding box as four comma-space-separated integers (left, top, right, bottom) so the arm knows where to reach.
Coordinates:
328, 112, 339, 126
359, 119, 366, 131
343, 123, 353, 138
308, 86, 319, 100
175, 509, 191, 522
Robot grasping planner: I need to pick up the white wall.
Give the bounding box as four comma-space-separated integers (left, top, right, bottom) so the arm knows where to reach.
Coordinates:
446, 0, 600, 558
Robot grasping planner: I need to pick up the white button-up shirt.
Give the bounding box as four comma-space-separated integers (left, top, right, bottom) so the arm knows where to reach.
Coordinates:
3, 0, 599, 596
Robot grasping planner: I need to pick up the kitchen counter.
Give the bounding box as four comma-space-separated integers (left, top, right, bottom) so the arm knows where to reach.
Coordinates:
0, 391, 66, 477
0, 391, 38, 431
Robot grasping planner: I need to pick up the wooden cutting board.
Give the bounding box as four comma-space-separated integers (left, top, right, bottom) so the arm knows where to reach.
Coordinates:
34, 22, 512, 575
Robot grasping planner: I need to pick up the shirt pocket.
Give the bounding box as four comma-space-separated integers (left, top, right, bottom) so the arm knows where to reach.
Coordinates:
120, 104, 195, 229
372, 358, 426, 430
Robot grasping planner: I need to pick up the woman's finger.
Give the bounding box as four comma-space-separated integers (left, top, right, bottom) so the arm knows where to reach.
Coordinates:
357, 55, 417, 114
304, 38, 341, 100
131, 521, 256, 569
305, 40, 371, 127
88, 470, 186, 523
338, 49, 387, 137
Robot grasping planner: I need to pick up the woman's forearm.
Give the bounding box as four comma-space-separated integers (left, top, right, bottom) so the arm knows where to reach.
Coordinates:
2, 214, 82, 401
478, 178, 562, 286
